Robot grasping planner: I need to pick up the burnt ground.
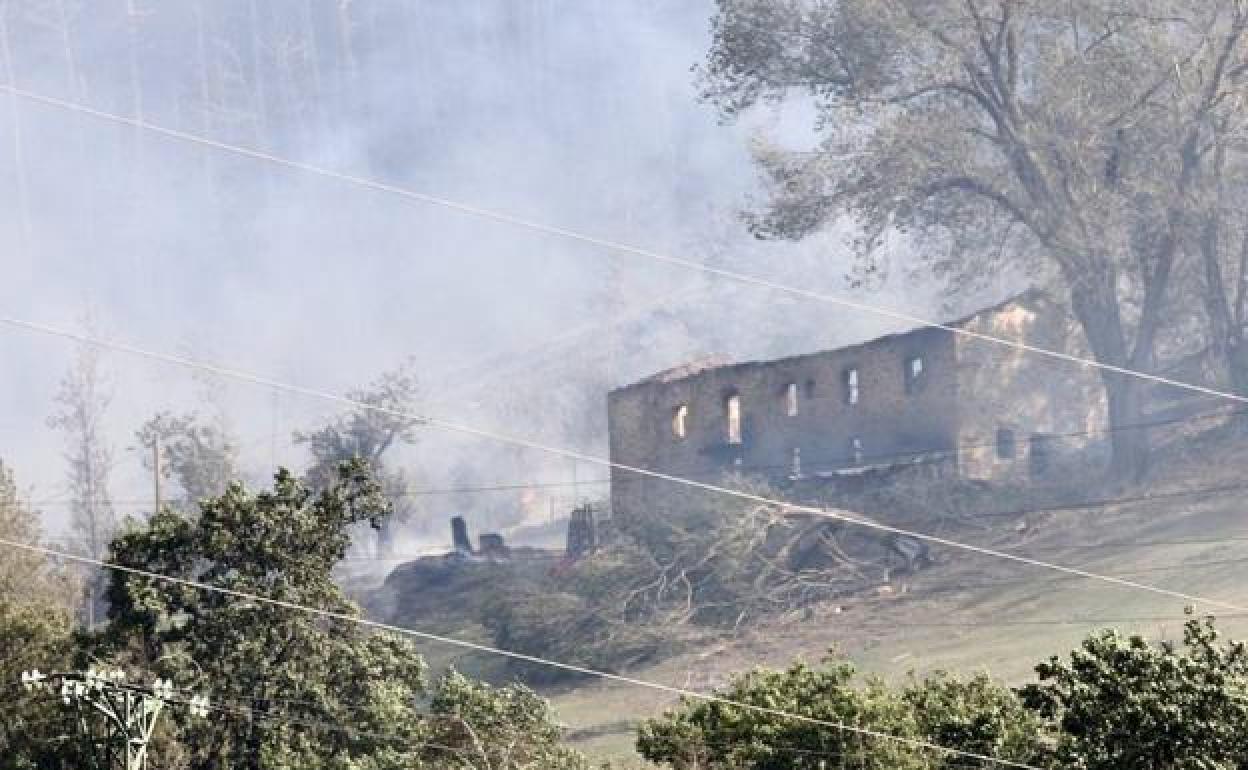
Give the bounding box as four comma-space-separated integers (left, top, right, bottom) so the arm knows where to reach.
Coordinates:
364, 420, 1248, 765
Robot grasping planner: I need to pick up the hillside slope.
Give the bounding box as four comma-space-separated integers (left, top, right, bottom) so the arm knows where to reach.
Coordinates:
548, 421, 1248, 761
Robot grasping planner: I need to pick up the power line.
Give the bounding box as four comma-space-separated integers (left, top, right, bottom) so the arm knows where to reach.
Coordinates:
61, 665, 1002, 766
176, 686, 960, 766
15, 673, 865, 766
0, 537, 1044, 770
0, 99, 1112, 768
4, 318, 1246, 615
916, 553, 1248, 594
0, 81, 1242, 750
423, 282, 705, 391
18, 466, 1238, 516
968, 479, 1248, 521
46, 477, 1248, 561
1, 83, 1243, 410
160, 684, 998, 767
845, 611, 1242, 630
20, 404, 1244, 508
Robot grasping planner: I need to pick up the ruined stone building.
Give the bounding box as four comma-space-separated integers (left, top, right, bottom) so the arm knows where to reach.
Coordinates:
607, 292, 1107, 521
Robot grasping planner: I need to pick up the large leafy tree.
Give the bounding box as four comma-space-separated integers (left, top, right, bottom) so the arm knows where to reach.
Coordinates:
421, 670, 592, 770
1021, 615, 1248, 769
637, 660, 931, 769
96, 461, 428, 770
0, 600, 81, 770
14, 459, 591, 769
1186, 61, 1248, 399
294, 362, 424, 556
903, 672, 1049, 769
135, 411, 239, 514
639, 616, 1248, 769
46, 339, 116, 621
701, 0, 1248, 476
0, 459, 84, 769
637, 659, 1048, 768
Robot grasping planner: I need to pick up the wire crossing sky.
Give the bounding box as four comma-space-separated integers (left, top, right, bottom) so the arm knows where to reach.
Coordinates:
4, 7, 1245, 768
18, 403, 1244, 507
0, 535, 1047, 770
3, 83, 1247, 409
4, 316, 1246, 618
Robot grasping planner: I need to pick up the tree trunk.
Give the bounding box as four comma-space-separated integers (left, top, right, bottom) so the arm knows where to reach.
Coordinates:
1210, 222, 1248, 396
1069, 271, 1150, 479
1201, 216, 1237, 383
1103, 371, 1148, 479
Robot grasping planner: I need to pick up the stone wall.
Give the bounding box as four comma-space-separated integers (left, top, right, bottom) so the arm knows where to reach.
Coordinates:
608, 325, 962, 521
952, 293, 1107, 482
606, 291, 1112, 522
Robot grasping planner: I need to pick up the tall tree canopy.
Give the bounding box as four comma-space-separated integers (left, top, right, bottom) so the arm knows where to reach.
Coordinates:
4, 460, 591, 769
294, 362, 424, 555
0, 459, 83, 770
98, 461, 428, 770
637, 659, 1045, 769
46, 339, 116, 620
1021, 615, 1248, 769
135, 411, 239, 514
702, 0, 1248, 475
640, 616, 1248, 768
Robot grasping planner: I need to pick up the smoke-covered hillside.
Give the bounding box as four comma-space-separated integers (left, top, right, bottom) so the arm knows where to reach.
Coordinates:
0, 1, 957, 546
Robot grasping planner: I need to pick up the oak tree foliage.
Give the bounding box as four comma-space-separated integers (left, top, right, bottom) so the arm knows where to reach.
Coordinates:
68, 460, 590, 770
1021, 614, 1248, 769
702, 0, 1248, 475
135, 411, 239, 513
96, 461, 427, 770
640, 615, 1248, 769
294, 362, 424, 554
637, 659, 1043, 769
0, 459, 84, 769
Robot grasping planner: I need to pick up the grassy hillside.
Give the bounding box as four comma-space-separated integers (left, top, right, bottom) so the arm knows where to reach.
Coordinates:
357, 417, 1248, 764
547, 421, 1248, 762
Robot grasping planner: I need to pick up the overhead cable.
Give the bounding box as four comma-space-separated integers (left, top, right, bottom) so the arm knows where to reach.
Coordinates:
1, 83, 1244, 408
0, 536, 1045, 770
3, 317, 1247, 616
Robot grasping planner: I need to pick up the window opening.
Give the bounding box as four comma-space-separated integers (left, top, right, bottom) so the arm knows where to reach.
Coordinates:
785, 382, 799, 417
1029, 434, 1051, 476
672, 404, 688, 439
905, 356, 925, 394
996, 427, 1017, 460
844, 367, 860, 405
850, 437, 864, 465
725, 394, 742, 445
790, 447, 802, 477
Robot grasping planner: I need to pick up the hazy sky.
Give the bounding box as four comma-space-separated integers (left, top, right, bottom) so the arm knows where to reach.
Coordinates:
0, 1, 961, 543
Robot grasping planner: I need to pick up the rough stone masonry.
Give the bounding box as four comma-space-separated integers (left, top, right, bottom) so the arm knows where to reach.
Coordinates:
606, 291, 1107, 522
